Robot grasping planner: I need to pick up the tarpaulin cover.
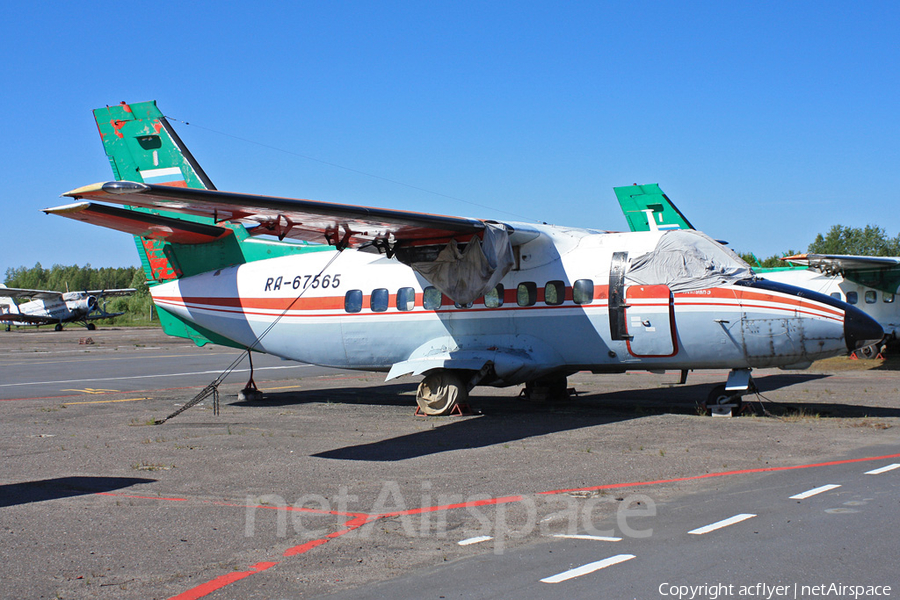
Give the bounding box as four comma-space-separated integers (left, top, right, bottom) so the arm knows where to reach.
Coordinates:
626, 230, 752, 293
411, 223, 515, 304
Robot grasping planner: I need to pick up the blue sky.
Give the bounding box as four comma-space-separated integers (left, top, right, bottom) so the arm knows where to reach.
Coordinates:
3, 1, 899, 279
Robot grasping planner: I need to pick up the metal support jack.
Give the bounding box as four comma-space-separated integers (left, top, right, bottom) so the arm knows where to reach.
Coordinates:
238, 351, 264, 402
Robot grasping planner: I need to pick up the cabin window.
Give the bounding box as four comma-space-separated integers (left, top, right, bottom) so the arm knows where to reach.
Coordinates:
396, 287, 416, 311
884, 293, 894, 304
573, 279, 594, 305
517, 282, 537, 306
846, 291, 858, 305
423, 286, 442, 310
370, 288, 389, 312
545, 281, 565, 306
344, 290, 363, 313
484, 284, 504, 308
830, 292, 842, 301
865, 290, 877, 304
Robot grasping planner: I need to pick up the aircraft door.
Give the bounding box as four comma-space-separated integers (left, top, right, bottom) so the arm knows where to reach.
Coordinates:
624, 284, 677, 357
608, 252, 629, 340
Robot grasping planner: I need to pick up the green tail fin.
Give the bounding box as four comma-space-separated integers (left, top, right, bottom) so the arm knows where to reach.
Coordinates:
93, 101, 328, 285
614, 183, 695, 233
94, 101, 216, 191
93, 101, 330, 347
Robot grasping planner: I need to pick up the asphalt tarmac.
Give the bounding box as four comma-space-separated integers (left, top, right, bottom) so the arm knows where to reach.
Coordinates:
1, 327, 898, 599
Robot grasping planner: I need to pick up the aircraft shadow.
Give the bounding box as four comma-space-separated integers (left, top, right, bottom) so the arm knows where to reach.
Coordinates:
313, 402, 640, 462
306, 372, 895, 462
231, 382, 420, 408
0, 476, 155, 508
872, 355, 900, 371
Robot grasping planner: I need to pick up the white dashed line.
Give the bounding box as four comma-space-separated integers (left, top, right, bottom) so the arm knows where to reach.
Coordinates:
688, 514, 756, 535
540, 554, 636, 583
458, 535, 493, 546
865, 464, 900, 475
552, 534, 622, 542
789, 484, 841, 500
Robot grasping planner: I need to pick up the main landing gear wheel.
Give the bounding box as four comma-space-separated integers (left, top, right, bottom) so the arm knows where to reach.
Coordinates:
86, 323, 96, 331
54, 323, 63, 332
416, 370, 468, 416
701, 380, 757, 415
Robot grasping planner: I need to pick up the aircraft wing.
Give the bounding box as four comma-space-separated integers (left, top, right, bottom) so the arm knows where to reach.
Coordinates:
85, 311, 126, 320
781, 254, 900, 273
0, 313, 58, 325
0, 287, 63, 300
54, 181, 490, 248
88, 288, 137, 297
782, 253, 900, 295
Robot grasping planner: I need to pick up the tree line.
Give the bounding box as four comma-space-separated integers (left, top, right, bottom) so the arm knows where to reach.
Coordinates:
3, 263, 155, 326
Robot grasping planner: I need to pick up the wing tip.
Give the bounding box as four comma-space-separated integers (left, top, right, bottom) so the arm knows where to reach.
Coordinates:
62, 181, 150, 199
43, 201, 91, 215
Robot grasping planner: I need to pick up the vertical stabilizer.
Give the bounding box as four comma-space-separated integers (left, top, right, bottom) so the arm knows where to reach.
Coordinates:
89, 101, 331, 347
0, 285, 20, 318
94, 101, 215, 190
614, 183, 694, 233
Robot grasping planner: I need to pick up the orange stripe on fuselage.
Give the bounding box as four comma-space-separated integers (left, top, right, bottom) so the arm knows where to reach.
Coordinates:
152, 284, 843, 321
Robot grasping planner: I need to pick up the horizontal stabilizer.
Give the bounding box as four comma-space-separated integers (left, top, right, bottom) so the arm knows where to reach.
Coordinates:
43, 201, 232, 245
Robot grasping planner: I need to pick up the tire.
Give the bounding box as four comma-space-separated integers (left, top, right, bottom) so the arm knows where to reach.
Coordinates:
416, 371, 468, 416
702, 384, 743, 413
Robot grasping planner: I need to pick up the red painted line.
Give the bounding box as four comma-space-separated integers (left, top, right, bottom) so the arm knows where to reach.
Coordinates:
377, 494, 525, 517
283, 538, 329, 557
536, 452, 900, 495
168, 561, 279, 600
283, 515, 375, 557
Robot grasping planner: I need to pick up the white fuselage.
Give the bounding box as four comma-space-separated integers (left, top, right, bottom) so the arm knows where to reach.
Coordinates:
151, 226, 858, 385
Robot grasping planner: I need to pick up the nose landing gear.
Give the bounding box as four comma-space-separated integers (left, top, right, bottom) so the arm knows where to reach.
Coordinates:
700, 368, 756, 416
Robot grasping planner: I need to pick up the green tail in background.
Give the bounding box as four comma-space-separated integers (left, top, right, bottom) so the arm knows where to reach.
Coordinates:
93, 101, 329, 347
614, 183, 694, 233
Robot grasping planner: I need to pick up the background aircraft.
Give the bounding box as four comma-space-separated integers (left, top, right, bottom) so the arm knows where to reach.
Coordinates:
0, 285, 135, 331
42, 102, 883, 415
614, 184, 900, 347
